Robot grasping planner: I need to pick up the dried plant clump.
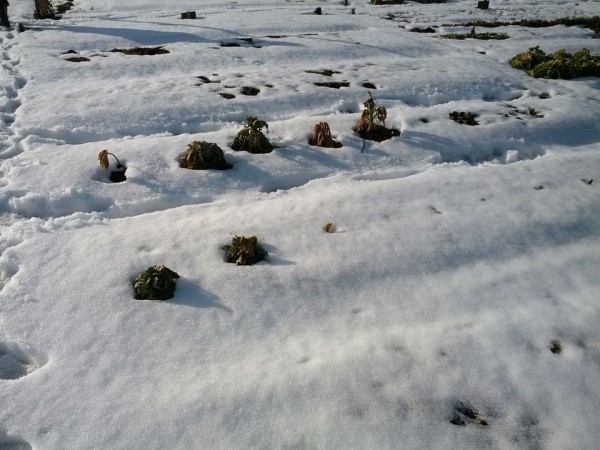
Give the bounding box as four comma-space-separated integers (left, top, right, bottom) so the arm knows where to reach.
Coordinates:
449, 111, 479, 125
180, 141, 232, 170
511, 47, 600, 79
309, 122, 342, 148
231, 116, 274, 154
222, 236, 268, 266
133, 265, 180, 300
98, 149, 127, 182
354, 92, 400, 142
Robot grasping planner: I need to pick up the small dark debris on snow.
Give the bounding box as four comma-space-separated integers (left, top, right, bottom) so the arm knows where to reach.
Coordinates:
451, 401, 490, 427
197, 75, 220, 84
450, 415, 466, 426
419, 118, 430, 123
538, 92, 551, 99
220, 93, 236, 99
550, 339, 562, 354
581, 178, 594, 185
63, 49, 78, 54
220, 41, 240, 47
314, 7, 322, 15
362, 82, 377, 89
430, 206, 443, 214
534, 185, 545, 190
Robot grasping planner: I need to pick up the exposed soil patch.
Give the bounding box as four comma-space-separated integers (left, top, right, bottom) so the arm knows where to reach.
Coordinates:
314, 81, 350, 89
410, 27, 436, 33
65, 56, 91, 62
197, 75, 220, 84
220, 93, 236, 99
220, 38, 262, 48
362, 82, 377, 89
241, 86, 260, 96
450, 111, 479, 125
305, 69, 341, 77
356, 125, 400, 142
550, 339, 562, 354
110, 46, 169, 55
443, 16, 600, 37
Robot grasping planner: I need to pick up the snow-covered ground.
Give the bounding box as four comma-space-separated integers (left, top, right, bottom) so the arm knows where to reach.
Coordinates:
1, 0, 599, 448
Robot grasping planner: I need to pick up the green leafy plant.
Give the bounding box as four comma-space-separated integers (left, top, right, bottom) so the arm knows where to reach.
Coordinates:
511, 47, 600, 79
180, 141, 232, 170
133, 265, 180, 300
231, 116, 273, 154
441, 31, 509, 40
222, 236, 268, 266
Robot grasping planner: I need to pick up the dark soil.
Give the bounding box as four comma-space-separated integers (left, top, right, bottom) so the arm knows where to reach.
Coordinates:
110, 169, 127, 183
314, 81, 350, 89
241, 86, 260, 96
550, 340, 562, 354
66, 56, 90, 62
450, 402, 489, 427
362, 82, 377, 89
305, 69, 342, 77
110, 47, 169, 55
410, 27, 436, 33
220, 93, 236, 99
356, 125, 400, 142
197, 75, 220, 83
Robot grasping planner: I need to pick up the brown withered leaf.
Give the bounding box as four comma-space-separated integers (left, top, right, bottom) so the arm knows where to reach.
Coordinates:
98, 149, 110, 171
325, 223, 335, 233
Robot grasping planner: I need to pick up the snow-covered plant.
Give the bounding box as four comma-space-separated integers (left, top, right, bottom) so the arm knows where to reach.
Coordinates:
231, 116, 273, 154
222, 236, 268, 266
180, 141, 232, 170
133, 265, 180, 300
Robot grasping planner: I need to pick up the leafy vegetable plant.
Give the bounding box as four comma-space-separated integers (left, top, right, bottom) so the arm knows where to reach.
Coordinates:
231, 116, 273, 154
511, 47, 600, 79
180, 141, 232, 170
222, 236, 268, 266
309, 122, 342, 148
354, 93, 400, 141
133, 265, 180, 300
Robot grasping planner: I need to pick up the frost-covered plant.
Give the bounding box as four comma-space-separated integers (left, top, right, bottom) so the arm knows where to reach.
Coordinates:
511, 47, 600, 79
180, 141, 232, 170
309, 122, 342, 148
355, 92, 387, 134
231, 116, 273, 154
133, 265, 180, 300
222, 236, 268, 266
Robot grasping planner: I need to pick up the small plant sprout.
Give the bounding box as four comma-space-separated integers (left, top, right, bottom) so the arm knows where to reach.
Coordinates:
98, 149, 127, 182
231, 116, 274, 154
133, 265, 180, 300
309, 122, 342, 148
353, 92, 400, 142
180, 141, 232, 170
222, 236, 268, 266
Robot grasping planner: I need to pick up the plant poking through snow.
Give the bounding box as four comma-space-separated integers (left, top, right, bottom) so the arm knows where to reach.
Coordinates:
510, 47, 600, 79
180, 141, 232, 170
133, 265, 180, 300
231, 116, 274, 154
309, 122, 342, 148
356, 92, 387, 134
222, 236, 268, 266
98, 149, 125, 171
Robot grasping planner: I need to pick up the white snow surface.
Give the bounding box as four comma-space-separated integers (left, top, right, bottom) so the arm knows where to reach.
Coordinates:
1, 0, 600, 448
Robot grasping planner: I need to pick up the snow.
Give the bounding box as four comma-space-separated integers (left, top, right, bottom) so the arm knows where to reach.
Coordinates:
1, 0, 599, 448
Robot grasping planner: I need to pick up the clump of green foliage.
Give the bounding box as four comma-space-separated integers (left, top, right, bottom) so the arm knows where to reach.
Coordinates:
180, 141, 232, 170
441, 31, 509, 40
231, 116, 273, 154
133, 265, 180, 300
442, 16, 600, 37
222, 236, 268, 266
511, 47, 600, 79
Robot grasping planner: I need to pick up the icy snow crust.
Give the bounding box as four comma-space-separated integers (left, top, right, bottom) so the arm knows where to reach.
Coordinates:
1, 0, 599, 448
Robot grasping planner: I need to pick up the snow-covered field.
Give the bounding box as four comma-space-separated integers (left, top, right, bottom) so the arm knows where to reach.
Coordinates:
1, 0, 599, 448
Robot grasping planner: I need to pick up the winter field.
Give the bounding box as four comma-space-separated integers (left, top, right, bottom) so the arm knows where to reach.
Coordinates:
1, 0, 599, 448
